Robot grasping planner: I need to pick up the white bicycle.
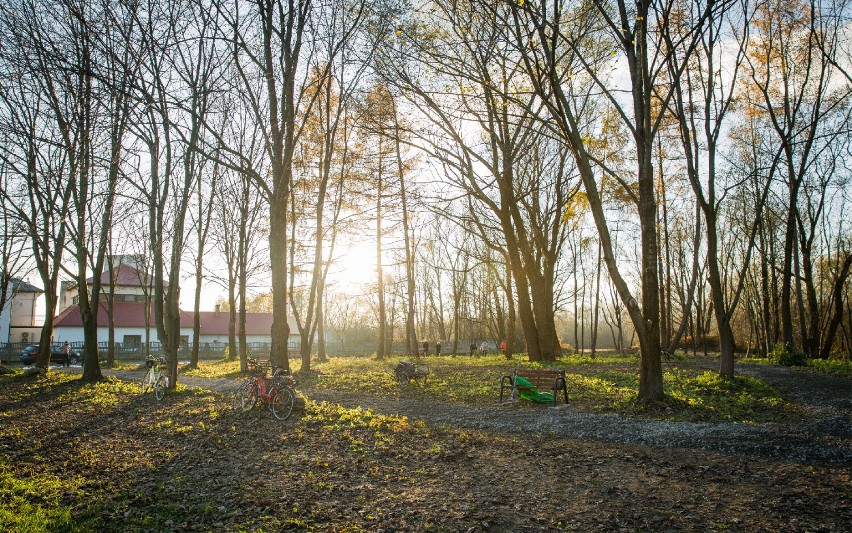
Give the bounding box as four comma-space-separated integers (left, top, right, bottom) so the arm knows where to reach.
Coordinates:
141, 356, 169, 401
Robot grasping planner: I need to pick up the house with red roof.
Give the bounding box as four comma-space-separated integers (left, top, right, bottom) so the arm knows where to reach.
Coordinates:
53, 257, 297, 349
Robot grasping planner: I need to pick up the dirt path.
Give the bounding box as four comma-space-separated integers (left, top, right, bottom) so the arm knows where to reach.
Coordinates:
96, 364, 851, 464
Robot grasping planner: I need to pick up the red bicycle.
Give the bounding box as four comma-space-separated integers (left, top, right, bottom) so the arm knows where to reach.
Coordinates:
235, 358, 296, 420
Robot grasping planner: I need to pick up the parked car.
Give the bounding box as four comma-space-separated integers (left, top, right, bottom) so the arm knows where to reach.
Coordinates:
20, 344, 81, 366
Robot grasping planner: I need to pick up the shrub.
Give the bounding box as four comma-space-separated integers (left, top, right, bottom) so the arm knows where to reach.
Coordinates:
806, 358, 852, 376
678, 334, 720, 352
767, 342, 807, 367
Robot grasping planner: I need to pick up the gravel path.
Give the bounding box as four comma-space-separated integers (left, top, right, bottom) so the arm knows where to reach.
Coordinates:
102, 364, 851, 464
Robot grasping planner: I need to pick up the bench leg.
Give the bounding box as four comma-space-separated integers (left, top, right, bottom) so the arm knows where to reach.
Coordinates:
500, 386, 516, 404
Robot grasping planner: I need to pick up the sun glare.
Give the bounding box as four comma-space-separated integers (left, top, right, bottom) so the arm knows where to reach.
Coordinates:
330, 241, 378, 290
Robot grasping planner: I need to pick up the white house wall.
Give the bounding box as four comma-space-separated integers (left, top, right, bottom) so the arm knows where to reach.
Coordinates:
0, 282, 10, 342
52, 325, 285, 346
9, 293, 38, 327
0, 298, 9, 344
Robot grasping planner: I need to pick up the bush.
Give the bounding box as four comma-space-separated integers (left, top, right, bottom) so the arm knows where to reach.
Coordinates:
807, 358, 852, 376
677, 334, 720, 352
767, 342, 807, 367
559, 343, 575, 355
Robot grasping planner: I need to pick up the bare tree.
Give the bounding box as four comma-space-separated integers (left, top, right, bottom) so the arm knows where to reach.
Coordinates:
0, 166, 31, 328
207, 0, 323, 371
288, 0, 375, 369
747, 0, 852, 353
378, 1, 578, 361
661, 0, 775, 377
506, 0, 725, 399
172, 3, 229, 369
0, 0, 84, 371
122, 0, 205, 386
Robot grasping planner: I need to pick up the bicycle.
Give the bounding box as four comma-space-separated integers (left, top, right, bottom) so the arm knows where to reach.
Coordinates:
234, 358, 296, 420
232, 357, 265, 411
142, 355, 169, 401
393, 360, 430, 386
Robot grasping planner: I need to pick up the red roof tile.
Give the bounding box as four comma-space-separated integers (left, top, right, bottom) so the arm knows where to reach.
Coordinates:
54, 301, 189, 328
66, 264, 161, 291
54, 301, 293, 336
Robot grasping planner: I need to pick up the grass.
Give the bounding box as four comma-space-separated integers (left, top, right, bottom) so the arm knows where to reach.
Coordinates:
181, 356, 305, 379
740, 355, 851, 376
805, 358, 852, 375
275, 352, 797, 422
116, 351, 804, 423
0, 462, 78, 532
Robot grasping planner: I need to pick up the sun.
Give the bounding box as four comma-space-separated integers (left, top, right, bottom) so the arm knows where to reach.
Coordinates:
330, 240, 378, 291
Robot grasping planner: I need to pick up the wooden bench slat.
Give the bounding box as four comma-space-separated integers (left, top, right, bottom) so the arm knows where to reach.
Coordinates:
499, 368, 569, 405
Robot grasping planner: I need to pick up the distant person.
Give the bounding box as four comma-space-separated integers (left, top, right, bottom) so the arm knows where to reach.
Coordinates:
480, 341, 488, 356
436, 341, 441, 356
62, 341, 71, 368
501, 339, 508, 358
422, 340, 429, 356
469, 342, 476, 357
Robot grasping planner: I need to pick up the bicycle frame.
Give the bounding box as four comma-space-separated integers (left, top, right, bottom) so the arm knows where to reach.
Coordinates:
142, 356, 169, 401
235, 358, 297, 420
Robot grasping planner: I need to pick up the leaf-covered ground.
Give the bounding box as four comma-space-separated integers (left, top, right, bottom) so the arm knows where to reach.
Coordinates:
0, 371, 849, 532
184, 354, 806, 424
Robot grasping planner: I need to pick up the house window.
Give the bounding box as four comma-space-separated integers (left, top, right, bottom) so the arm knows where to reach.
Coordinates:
123, 335, 142, 349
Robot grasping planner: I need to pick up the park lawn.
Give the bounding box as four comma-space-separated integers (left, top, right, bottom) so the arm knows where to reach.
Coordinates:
741, 355, 852, 376
0, 371, 847, 532
183, 352, 802, 424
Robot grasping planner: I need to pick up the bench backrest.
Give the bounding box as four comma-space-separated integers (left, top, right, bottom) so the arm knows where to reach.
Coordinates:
513, 368, 565, 389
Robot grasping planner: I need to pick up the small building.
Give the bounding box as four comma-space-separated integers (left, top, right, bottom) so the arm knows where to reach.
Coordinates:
53, 261, 298, 352
0, 278, 44, 345
53, 300, 299, 345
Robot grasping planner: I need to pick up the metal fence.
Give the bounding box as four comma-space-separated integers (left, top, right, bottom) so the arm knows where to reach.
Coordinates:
1, 339, 493, 364
0, 340, 228, 363
0, 342, 28, 364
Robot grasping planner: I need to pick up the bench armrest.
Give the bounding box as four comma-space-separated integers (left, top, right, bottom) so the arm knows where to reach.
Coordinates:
499, 375, 516, 404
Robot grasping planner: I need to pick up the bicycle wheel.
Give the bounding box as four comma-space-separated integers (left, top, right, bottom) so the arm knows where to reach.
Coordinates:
270, 387, 295, 421
231, 380, 249, 410
240, 379, 259, 411
394, 366, 409, 386
154, 374, 168, 401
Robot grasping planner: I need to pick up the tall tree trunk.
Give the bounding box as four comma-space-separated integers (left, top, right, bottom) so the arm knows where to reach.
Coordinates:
228, 266, 238, 366
819, 254, 851, 359
393, 112, 418, 358
707, 220, 737, 377
758, 217, 772, 355
375, 140, 387, 360
591, 240, 602, 358
793, 232, 808, 352
505, 259, 517, 358
107, 251, 116, 368
316, 283, 327, 362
